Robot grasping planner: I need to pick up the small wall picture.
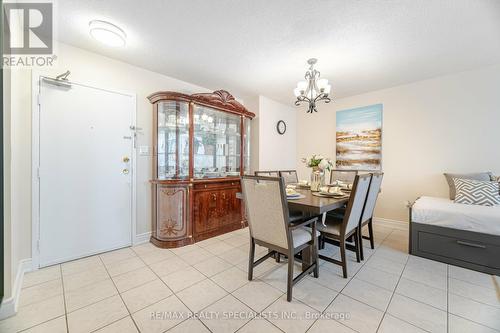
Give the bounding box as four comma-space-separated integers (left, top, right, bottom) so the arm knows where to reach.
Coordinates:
336, 104, 382, 171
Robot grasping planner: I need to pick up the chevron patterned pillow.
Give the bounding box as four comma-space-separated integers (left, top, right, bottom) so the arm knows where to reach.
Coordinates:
453, 178, 500, 206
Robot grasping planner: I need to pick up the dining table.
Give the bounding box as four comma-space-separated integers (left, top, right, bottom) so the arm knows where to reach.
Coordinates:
287, 187, 349, 215
237, 186, 351, 272
288, 187, 350, 271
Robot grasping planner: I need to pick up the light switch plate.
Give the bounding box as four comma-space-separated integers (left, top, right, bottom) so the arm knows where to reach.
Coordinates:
139, 146, 150, 156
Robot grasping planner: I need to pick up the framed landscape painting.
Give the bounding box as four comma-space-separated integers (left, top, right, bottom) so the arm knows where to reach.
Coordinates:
336, 104, 382, 171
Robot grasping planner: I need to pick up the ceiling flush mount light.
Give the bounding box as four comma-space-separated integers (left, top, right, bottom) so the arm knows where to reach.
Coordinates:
294, 58, 332, 113
89, 20, 127, 47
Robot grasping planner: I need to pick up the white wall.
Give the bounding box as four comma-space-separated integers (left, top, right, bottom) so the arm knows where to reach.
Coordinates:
297, 65, 500, 221
258, 96, 297, 170
3, 67, 13, 301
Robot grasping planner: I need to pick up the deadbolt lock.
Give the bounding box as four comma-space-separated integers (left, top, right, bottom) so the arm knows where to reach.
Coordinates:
123, 156, 130, 163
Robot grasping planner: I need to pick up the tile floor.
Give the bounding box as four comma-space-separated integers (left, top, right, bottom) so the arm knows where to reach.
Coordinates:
1, 224, 499, 333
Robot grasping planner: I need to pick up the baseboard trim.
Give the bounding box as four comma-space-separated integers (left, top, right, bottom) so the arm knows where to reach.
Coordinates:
133, 232, 152, 245
0, 258, 33, 320
373, 217, 408, 231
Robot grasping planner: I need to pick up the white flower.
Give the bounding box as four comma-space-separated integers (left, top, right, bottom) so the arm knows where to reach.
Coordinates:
318, 159, 328, 171
318, 158, 333, 171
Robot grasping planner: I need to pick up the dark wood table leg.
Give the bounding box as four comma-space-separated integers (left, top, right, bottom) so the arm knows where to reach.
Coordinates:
301, 213, 320, 272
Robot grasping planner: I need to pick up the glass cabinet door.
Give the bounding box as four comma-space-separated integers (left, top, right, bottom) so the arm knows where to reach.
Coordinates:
193, 105, 241, 178
157, 101, 189, 179
243, 117, 251, 175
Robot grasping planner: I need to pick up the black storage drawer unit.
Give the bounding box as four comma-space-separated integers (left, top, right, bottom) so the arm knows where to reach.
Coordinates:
410, 221, 500, 276
417, 230, 500, 269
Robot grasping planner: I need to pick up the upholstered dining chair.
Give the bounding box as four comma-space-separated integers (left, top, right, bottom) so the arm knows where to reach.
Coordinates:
330, 169, 358, 184
358, 173, 384, 260
279, 170, 299, 185
241, 175, 319, 301
278, 169, 304, 227
255, 170, 279, 177
323, 169, 360, 226
317, 174, 372, 278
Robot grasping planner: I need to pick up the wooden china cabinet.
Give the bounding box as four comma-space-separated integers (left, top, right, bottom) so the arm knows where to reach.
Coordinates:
148, 90, 255, 248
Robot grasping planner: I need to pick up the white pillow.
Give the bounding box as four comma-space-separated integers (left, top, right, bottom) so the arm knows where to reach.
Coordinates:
454, 178, 500, 206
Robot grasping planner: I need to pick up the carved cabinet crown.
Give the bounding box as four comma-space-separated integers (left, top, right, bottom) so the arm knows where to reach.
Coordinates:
148, 89, 255, 118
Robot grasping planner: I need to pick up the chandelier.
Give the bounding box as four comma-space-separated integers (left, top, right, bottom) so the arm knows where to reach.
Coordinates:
294, 58, 332, 113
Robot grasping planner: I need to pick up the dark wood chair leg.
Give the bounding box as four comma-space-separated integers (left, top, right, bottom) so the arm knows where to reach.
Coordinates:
287, 249, 294, 301
312, 245, 319, 278
368, 218, 375, 249
340, 236, 348, 278
359, 226, 365, 261
248, 238, 255, 280
312, 223, 319, 278
353, 229, 361, 263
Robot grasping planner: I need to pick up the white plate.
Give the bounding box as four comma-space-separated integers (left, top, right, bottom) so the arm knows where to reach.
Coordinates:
319, 191, 345, 197
313, 192, 348, 199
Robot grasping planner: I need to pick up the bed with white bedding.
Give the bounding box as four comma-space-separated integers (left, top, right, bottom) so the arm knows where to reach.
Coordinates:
412, 196, 500, 236
410, 196, 500, 275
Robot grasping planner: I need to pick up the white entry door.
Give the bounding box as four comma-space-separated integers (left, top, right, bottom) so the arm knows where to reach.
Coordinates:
37, 77, 135, 267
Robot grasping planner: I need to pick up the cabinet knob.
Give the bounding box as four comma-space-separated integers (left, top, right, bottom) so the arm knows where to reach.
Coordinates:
204, 185, 207, 188
212, 193, 217, 201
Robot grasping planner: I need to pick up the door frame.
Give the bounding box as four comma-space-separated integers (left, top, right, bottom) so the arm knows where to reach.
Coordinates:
31, 71, 137, 269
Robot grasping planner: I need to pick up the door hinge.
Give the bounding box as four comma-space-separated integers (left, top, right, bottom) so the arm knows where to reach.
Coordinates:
37, 167, 40, 179
37, 94, 41, 106
37, 239, 40, 252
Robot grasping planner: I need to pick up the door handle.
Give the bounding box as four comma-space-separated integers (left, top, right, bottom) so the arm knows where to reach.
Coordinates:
456, 240, 486, 249
123, 169, 130, 175
123, 156, 130, 163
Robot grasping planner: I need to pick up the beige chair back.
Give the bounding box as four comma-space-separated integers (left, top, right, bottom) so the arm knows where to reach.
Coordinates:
241, 176, 290, 249
330, 169, 358, 183
279, 170, 298, 185
361, 173, 384, 223
343, 174, 372, 234
255, 171, 279, 177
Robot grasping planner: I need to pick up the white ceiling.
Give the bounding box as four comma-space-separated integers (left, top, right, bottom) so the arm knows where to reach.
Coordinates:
57, 0, 500, 104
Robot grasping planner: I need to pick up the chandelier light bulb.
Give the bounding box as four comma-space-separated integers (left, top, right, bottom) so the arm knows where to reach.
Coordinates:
293, 88, 302, 97
317, 78, 329, 91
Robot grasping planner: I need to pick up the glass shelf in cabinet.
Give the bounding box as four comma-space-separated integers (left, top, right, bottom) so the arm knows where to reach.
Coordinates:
194, 153, 241, 157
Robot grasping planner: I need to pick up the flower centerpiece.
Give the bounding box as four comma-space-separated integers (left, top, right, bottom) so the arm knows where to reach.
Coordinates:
301, 155, 334, 191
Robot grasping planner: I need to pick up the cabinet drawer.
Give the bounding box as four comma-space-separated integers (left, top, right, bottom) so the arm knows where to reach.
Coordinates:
194, 180, 240, 190
417, 231, 500, 269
